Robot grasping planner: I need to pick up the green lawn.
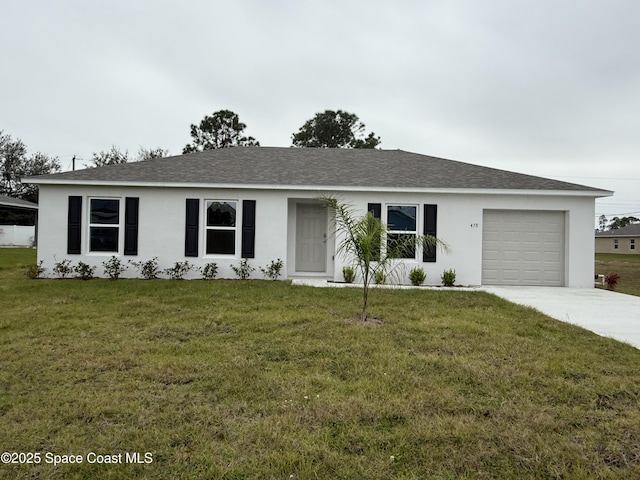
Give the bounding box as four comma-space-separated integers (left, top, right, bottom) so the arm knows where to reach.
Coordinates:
1, 249, 639, 479
595, 253, 640, 296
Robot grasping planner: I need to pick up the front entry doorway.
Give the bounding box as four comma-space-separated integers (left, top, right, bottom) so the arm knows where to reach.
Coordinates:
295, 203, 327, 272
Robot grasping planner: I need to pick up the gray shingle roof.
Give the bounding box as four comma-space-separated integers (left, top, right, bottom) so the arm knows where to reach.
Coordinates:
0, 194, 38, 209
596, 223, 640, 237
26, 147, 609, 193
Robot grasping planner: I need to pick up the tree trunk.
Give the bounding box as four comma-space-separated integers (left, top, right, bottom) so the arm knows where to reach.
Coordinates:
361, 273, 369, 321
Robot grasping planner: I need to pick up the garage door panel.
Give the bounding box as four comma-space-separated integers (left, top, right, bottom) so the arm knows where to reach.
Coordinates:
482, 210, 564, 286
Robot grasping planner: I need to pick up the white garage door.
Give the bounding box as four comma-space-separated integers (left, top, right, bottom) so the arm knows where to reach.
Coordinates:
482, 210, 565, 286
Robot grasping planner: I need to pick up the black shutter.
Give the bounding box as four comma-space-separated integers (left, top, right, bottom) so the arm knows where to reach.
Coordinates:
67, 196, 82, 254
124, 197, 139, 256
185, 199, 199, 257
241, 200, 256, 258
368, 203, 382, 261
368, 203, 381, 220
423, 204, 437, 262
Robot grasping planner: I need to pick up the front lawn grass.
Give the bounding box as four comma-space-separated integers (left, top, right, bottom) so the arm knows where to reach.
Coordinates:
595, 253, 640, 296
1, 249, 639, 479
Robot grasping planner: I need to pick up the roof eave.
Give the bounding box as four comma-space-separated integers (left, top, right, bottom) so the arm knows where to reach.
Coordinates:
596, 234, 639, 237
27, 178, 614, 197
0, 201, 39, 209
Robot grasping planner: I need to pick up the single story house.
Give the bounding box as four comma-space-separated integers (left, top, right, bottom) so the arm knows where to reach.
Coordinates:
25, 147, 612, 287
595, 224, 640, 254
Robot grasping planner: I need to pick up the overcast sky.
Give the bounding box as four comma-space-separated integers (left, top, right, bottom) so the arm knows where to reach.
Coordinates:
2, 0, 639, 221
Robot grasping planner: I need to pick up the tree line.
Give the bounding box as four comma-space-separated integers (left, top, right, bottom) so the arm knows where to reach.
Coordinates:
1, 109, 380, 203
598, 214, 640, 231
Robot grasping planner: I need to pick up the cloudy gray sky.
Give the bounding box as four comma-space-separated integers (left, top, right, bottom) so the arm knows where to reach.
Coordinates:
2, 0, 639, 221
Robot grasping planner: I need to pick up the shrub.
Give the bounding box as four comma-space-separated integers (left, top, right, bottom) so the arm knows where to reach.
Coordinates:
53, 259, 73, 279
74, 261, 96, 280
26, 261, 46, 279
231, 258, 255, 280
441, 268, 456, 287
164, 261, 193, 280
260, 258, 284, 280
343, 266, 355, 283
102, 256, 128, 280
200, 262, 218, 280
409, 267, 426, 286
374, 270, 386, 285
604, 272, 620, 290
129, 257, 161, 279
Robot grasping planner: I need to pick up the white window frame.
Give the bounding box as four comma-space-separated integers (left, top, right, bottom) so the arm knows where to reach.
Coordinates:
204, 200, 238, 256
614, 239, 619, 249
631, 239, 635, 250
88, 197, 122, 254
385, 204, 418, 260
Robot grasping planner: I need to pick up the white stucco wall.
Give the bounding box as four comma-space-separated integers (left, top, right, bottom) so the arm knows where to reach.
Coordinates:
321, 191, 596, 288
35, 184, 598, 287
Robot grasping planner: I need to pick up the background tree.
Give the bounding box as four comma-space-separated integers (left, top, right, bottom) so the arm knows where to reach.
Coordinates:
1, 130, 60, 202
90, 146, 169, 167
608, 216, 640, 230
598, 214, 607, 232
323, 196, 448, 322
136, 147, 169, 162
91, 146, 129, 167
183, 110, 260, 153
292, 110, 381, 148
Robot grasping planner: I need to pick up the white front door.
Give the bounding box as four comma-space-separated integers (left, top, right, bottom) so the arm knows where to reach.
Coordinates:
296, 203, 327, 272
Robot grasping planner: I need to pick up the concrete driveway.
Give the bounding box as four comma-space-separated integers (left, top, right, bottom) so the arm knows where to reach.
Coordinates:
481, 286, 640, 349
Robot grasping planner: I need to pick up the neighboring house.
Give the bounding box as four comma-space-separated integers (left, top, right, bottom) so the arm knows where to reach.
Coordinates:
0, 195, 38, 247
0, 194, 38, 218
25, 147, 612, 287
595, 224, 640, 254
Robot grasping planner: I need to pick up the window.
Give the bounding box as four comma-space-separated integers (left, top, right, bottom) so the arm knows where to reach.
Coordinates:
614, 239, 619, 249
631, 239, 636, 250
206, 201, 236, 255
387, 205, 417, 259
89, 199, 120, 252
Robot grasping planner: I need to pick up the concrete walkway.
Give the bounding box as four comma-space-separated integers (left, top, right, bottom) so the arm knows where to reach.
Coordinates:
481, 286, 640, 349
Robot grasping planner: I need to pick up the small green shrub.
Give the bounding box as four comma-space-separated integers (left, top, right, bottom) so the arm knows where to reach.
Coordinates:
409, 267, 426, 286
441, 268, 456, 287
343, 266, 355, 283
200, 262, 218, 280
130, 257, 161, 279
260, 258, 284, 280
53, 259, 73, 279
231, 258, 255, 280
74, 261, 96, 280
164, 261, 193, 280
26, 261, 46, 279
102, 256, 127, 280
374, 270, 386, 285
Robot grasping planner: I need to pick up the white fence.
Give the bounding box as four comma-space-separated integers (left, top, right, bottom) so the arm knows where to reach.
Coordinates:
0, 225, 36, 247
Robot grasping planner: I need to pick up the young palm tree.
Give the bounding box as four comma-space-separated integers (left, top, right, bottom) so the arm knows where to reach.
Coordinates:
323, 196, 449, 322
